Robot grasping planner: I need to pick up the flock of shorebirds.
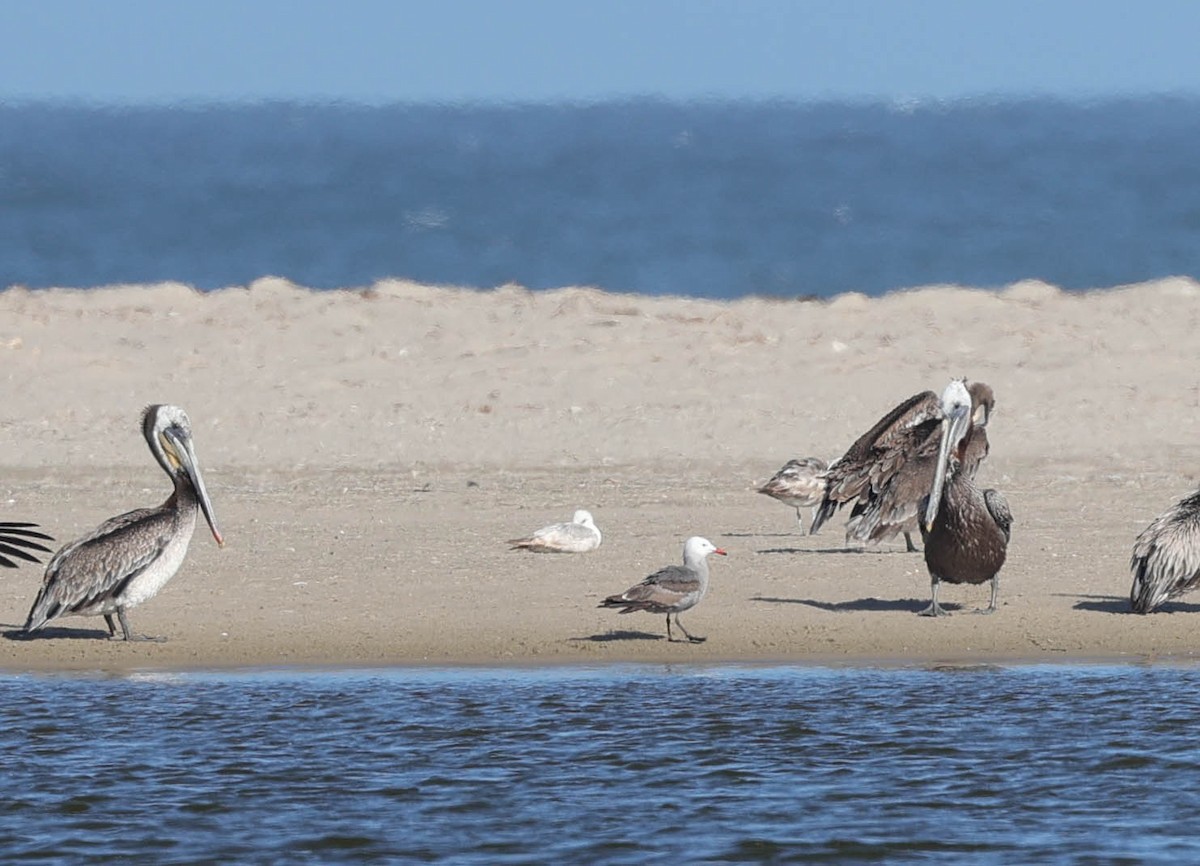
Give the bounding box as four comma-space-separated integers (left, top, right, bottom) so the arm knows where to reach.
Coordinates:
2, 379, 1199, 644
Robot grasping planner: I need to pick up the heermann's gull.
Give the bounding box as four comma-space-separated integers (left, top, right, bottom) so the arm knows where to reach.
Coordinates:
599, 536, 727, 642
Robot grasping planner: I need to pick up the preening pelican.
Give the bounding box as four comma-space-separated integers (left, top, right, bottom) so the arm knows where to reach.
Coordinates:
918, 379, 1012, 617
599, 536, 727, 642
811, 383, 993, 551
0, 523, 53, 569
757, 458, 828, 534
23, 405, 224, 641
1130, 489, 1200, 613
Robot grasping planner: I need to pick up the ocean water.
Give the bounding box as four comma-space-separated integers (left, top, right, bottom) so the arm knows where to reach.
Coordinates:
2, 97, 1200, 298
3, 663, 1200, 863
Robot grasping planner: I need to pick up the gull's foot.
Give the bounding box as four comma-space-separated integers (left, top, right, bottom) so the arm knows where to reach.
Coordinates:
972, 607, 996, 615
686, 635, 708, 644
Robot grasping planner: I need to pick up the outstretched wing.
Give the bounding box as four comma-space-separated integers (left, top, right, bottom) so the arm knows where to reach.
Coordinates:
811, 391, 940, 532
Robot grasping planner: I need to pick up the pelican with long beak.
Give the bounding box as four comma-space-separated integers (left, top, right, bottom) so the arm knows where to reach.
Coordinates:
23, 405, 224, 641
918, 379, 1012, 617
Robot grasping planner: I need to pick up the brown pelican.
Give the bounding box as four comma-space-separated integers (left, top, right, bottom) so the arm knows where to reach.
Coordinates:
508, 509, 602, 553
23, 405, 224, 641
917, 379, 1012, 616
0, 523, 53, 569
811, 382, 994, 551
757, 458, 828, 533
599, 536, 727, 642
1130, 489, 1200, 613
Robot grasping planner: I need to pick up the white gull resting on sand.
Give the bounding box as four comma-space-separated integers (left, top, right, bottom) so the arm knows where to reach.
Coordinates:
599, 536, 727, 643
757, 457, 828, 534
507, 510, 602, 553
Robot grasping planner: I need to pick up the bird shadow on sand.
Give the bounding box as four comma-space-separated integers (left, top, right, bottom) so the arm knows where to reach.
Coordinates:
756, 546, 869, 555
750, 595, 960, 614
571, 630, 665, 643
2, 624, 112, 641
1068, 594, 1200, 615
722, 532, 804, 539
756, 544, 922, 555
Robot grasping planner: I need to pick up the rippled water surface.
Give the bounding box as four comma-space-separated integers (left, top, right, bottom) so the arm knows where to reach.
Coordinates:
3, 664, 1199, 863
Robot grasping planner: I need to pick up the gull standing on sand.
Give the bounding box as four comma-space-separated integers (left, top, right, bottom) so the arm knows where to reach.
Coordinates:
1130, 488, 1200, 613
0, 523, 53, 569
23, 405, 224, 642
508, 509, 602, 553
917, 380, 1012, 616
599, 536, 727, 642
757, 457, 828, 533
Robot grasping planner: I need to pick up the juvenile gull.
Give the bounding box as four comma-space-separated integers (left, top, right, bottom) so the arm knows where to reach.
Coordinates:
599, 536, 727, 642
23, 405, 224, 642
508, 509, 602, 553
757, 457, 828, 534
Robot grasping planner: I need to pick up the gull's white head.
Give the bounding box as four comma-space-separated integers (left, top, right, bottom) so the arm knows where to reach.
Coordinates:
684, 536, 728, 561
572, 510, 595, 527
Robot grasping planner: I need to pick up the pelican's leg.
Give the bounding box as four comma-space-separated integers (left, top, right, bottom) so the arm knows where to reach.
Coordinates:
904, 532, 921, 553
975, 575, 999, 615
665, 613, 674, 642
917, 578, 949, 617
673, 614, 706, 644
103, 614, 119, 637
114, 608, 167, 643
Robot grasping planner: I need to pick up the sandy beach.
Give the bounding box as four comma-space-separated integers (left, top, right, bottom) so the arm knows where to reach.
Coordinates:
2, 276, 1199, 671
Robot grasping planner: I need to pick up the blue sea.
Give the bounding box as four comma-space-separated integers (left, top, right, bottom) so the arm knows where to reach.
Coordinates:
2, 96, 1200, 297
4, 663, 1200, 863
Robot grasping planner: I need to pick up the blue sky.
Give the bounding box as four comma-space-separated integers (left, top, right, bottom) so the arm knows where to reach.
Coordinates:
2, 0, 1198, 104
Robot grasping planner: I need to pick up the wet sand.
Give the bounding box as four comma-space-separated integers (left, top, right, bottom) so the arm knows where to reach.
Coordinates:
2, 276, 1199, 671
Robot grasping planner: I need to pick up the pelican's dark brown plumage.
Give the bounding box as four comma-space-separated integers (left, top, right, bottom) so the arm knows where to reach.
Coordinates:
811, 383, 994, 552
0, 522, 53, 569
1130, 488, 1200, 613
917, 379, 1012, 617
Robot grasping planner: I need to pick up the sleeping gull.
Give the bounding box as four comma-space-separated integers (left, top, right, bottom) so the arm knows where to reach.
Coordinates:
599, 536, 727, 642
508, 509, 602, 553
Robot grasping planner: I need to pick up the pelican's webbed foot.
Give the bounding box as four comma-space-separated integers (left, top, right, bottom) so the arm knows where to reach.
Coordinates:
917, 602, 950, 617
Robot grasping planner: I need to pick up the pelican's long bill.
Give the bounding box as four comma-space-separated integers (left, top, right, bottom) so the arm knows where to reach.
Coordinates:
165, 424, 224, 547
923, 380, 973, 532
